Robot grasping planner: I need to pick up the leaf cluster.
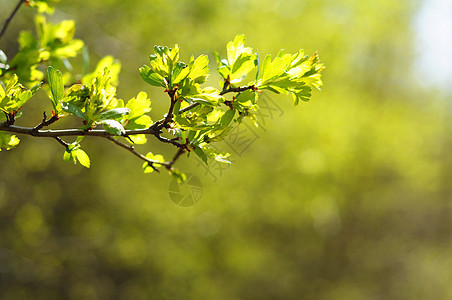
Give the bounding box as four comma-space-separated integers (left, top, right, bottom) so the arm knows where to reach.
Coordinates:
0, 2, 324, 181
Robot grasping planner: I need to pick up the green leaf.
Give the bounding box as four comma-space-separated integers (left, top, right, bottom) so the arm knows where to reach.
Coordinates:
292, 86, 312, 105
142, 152, 165, 173
61, 101, 86, 119
235, 89, 257, 104
30, 81, 43, 95
0, 50, 6, 63
193, 146, 208, 165
139, 65, 166, 87
233, 89, 258, 110
17, 91, 33, 108
261, 55, 290, 83
169, 168, 187, 183
173, 63, 190, 84
5, 74, 18, 92
63, 149, 72, 161
225, 34, 257, 83
84, 67, 118, 115
0, 75, 34, 113
27, 0, 57, 14
98, 108, 130, 121
220, 109, 235, 126
82, 55, 121, 86
99, 119, 126, 135
47, 66, 64, 110
66, 84, 90, 107
227, 34, 247, 65
260, 54, 272, 82
203, 147, 231, 164
230, 54, 257, 82
125, 115, 152, 130
172, 61, 188, 83
189, 87, 222, 106
127, 134, 147, 144
188, 54, 209, 84
73, 148, 90, 168
0, 132, 20, 151
126, 91, 151, 119
0, 89, 5, 104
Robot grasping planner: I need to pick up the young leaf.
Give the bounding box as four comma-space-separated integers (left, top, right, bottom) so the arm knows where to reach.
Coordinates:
203, 147, 231, 164
0, 50, 7, 63
61, 102, 86, 119
193, 146, 208, 165
125, 92, 151, 119
127, 134, 147, 144
63, 149, 72, 161
47, 66, 64, 110
169, 168, 187, 183
73, 148, 90, 168
139, 65, 166, 87
98, 108, 130, 121
125, 115, 152, 130
0, 132, 20, 151
142, 152, 165, 173
0, 75, 34, 113
188, 54, 209, 84
30, 81, 43, 95
82, 55, 121, 86
220, 109, 235, 126
99, 119, 126, 135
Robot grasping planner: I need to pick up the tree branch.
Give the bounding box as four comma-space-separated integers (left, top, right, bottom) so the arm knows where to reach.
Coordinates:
0, 123, 160, 137
0, 0, 26, 42
0, 82, 257, 171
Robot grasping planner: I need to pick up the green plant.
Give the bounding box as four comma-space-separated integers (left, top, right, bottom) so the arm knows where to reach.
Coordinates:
0, 0, 324, 182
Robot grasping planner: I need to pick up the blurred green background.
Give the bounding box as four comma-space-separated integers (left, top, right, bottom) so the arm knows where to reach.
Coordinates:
1, 0, 452, 299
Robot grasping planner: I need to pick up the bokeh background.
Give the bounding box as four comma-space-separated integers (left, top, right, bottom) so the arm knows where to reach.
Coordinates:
1, 0, 452, 299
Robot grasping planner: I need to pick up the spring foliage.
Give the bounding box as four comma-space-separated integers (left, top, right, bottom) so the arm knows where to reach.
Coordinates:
0, 0, 324, 181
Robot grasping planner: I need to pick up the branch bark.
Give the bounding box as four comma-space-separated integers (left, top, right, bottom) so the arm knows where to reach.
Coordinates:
219, 84, 255, 95
0, 123, 160, 137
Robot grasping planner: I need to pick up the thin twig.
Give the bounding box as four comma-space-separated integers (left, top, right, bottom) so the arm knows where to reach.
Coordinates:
32, 111, 59, 134
0, 0, 26, 42
219, 85, 255, 95
105, 136, 168, 172
178, 102, 200, 114
53, 136, 69, 148
168, 148, 185, 168
153, 133, 185, 148
159, 88, 178, 129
